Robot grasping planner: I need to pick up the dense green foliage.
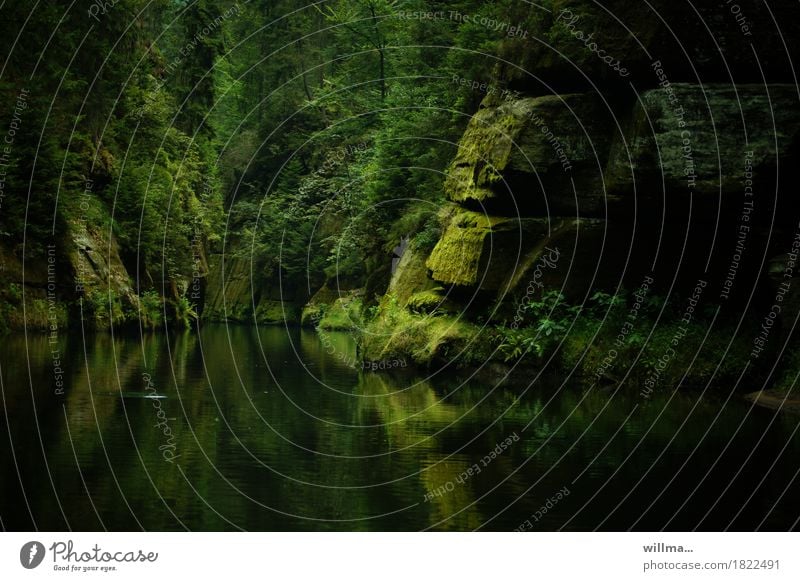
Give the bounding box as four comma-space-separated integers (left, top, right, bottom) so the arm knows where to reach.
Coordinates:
217, 0, 531, 298
3, 1, 790, 398
0, 0, 228, 327
0, 0, 539, 328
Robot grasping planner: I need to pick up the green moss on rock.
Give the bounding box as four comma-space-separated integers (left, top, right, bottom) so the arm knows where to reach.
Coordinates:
256, 300, 300, 325
426, 205, 555, 291
301, 286, 363, 330
406, 289, 459, 315
426, 207, 502, 287
444, 93, 612, 214
386, 243, 437, 307
606, 84, 800, 196
360, 294, 493, 367
317, 295, 363, 331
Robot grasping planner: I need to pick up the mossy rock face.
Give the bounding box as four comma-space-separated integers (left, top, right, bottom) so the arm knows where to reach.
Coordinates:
0, 245, 69, 331
203, 254, 252, 322
445, 93, 613, 215
606, 84, 800, 197
407, 289, 458, 315
63, 221, 139, 328
426, 206, 553, 291
386, 243, 437, 307
317, 295, 363, 331
0, 291, 69, 332
426, 205, 637, 301
305, 285, 342, 307
426, 207, 502, 288
204, 252, 307, 323
301, 303, 326, 327
301, 285, 340, 327
497, 0, 800, 94
444, 107, 521, 205
301, 286, 363, 330
360, 305, 491, 368
256, 300, 300, 325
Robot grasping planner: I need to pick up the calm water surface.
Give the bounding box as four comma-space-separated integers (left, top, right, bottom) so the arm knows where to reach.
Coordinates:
1, 324, 798, 531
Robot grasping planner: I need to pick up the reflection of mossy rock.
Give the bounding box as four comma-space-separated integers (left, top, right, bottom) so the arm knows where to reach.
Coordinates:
445, 93, 613, 215
606, 84, 800, 196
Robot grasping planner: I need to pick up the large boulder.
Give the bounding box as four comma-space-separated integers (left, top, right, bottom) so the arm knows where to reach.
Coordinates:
496, 0, 800, 94
425, 205, 631, 299
445, 93, 615, 216
606, 83, 800, 198
426, 206, 546, 290
386, 243, 438, 306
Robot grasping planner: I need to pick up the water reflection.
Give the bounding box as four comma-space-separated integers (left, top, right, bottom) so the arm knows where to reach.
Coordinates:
0, 324, 797, 531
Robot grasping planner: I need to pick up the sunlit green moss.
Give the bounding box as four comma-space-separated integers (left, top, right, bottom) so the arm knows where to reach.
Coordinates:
426, 207, 511, 287
317, 296, 363, 331
360, 294, 493, 367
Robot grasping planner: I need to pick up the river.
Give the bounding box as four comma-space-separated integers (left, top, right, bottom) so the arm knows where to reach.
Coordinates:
0, 324, 797, 531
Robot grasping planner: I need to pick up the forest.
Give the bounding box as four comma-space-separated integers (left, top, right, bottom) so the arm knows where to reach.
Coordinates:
2, 0, 799, 394
0, 0, 799, 533
0, 0, 508, 329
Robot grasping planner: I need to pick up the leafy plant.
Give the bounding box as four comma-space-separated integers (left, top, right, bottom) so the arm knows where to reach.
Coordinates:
7, 283, 22, 304
139, 290, 163, 330
496, 328, 542, 362
174, 296, 198, 329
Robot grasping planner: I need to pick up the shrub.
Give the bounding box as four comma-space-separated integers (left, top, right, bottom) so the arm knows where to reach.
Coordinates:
139, 290, 163, 330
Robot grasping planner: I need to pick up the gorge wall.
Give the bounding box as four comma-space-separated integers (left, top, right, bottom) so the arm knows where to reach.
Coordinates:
354, 0, 800, 391
4, 0, 800, 398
